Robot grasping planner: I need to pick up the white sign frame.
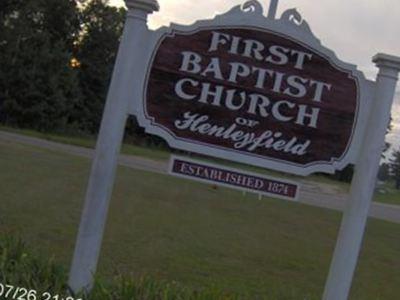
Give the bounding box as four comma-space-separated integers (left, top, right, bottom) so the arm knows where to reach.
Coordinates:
128, 2, 376, 176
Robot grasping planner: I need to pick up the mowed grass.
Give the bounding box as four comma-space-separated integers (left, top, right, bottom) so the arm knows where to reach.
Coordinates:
0, 141, 400, 299
0, 125, 351, 193
374, 182, 400, 206
0, 125, 170, 161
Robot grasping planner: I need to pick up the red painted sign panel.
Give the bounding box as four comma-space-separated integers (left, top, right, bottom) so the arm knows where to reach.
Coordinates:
143, 28, 359, 173
169, 156, 299, 200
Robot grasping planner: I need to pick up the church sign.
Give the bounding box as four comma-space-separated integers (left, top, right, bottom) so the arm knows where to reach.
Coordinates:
134, 3, 373, 176
144, 28, 359, 174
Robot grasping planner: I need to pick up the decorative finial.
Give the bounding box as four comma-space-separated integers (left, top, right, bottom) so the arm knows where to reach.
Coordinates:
280, 8, 312, 34
242, 0, 264, 14
124, 0, 159, 13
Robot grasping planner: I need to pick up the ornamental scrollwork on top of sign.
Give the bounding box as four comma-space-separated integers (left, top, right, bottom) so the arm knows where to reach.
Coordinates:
221, 0, 264, 17
164, 0, 322, 56
212, 1, 316, 39
242, 0, 264, 15
279, 8, 313, 36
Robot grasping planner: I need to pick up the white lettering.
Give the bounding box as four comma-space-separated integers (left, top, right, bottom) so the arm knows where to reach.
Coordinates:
272, 101, 295, 122
296, 105, 320, 128
180, 51, 202, 74
208, 31, 231, 52
201, 58, 224, 80
228, 62, 251, 83
175, 78, 198, 100
310, 80, 332, 102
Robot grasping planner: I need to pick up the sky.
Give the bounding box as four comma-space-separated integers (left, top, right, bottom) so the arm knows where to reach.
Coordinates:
111, 0, 400, 158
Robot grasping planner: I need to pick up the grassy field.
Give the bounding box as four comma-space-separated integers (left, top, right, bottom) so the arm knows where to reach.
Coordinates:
0, 140, 399, 299
374, 182, 400, 206
0, 125, 170, 161
0, 125, 351, 192
4, 125, 400, 204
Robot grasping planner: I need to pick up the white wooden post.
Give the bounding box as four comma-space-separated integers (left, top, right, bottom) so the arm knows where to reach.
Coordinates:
68, 0, 159, 294
323, 54, 400, 300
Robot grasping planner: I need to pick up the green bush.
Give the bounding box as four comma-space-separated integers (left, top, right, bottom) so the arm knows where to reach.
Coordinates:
0, 235, 67, 296
0, 235, 245, 300
88, 276, 244, 300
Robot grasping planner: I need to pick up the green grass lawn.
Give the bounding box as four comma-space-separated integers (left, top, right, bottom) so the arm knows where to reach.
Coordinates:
0, 125, 351, 192
13, 125, 400, 205
0, 125, 170, 161
0, 140, 399, 299
374, 182, 400, 205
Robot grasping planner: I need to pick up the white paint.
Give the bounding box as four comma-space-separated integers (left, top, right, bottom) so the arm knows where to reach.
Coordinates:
323, 54, 400, 300
67, 0, 159, 294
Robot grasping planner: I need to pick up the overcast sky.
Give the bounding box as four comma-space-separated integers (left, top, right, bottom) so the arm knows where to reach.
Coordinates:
111, 0, 400, 157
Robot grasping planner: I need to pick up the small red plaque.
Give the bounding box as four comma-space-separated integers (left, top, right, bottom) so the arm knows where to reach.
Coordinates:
169, 156, 300, 201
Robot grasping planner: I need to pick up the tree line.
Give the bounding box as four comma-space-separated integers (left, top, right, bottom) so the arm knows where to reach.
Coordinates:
378, 153, 400, 189
0, 0, 164, 146
0, 0, 123, 133
1, 0, 143, 135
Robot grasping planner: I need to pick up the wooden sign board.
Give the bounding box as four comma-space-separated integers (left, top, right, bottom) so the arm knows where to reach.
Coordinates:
147, 29, 357, 168
169, 156, 299, 201
133, 4, 374, 176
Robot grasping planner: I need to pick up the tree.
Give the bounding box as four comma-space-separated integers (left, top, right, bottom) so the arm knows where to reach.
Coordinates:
377, 163, 390, 182
382, 117, 393, 159
0, 0, 82, 131
389, 149, 400, 189
71, 0, 126, 134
